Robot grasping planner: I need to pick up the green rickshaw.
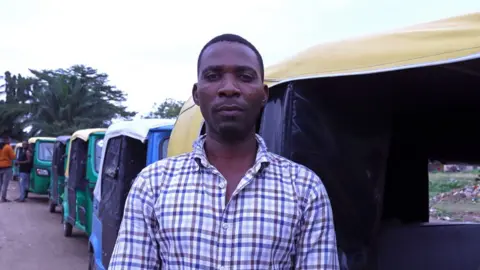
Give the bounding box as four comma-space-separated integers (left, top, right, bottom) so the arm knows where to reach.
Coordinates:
48, 135, 71, 213
62, 128, 105, 237
26, 137, 56, 197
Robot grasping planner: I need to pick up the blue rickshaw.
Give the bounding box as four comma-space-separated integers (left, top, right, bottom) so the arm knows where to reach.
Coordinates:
88, 118, 174, 270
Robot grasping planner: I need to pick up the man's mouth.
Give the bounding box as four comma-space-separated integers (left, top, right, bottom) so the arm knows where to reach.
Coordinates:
217, 104, 244, 112
216, 104, 244, 117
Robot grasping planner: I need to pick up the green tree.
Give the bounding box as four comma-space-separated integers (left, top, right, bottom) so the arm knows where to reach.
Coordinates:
26, 65, 136, 136
0, 71, 36, 140
1, 65, 136, 138
144, 98, 184, 119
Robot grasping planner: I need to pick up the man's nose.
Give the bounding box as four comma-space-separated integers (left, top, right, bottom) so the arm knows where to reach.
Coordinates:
217, 75, 241, 97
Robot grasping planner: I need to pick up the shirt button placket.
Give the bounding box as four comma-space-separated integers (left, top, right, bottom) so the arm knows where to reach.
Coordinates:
220, 181, 231, 269
219, 220, 230, 269
216, 175, 229, 268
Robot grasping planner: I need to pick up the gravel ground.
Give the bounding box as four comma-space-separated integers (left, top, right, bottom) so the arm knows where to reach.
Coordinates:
0, 180, 89, 270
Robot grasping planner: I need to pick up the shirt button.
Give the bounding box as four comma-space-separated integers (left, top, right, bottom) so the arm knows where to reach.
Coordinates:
218, 182, 226, 189
222, 223, 229, 230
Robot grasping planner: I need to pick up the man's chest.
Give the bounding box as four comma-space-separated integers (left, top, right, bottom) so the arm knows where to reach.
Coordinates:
154, 176, 300, 268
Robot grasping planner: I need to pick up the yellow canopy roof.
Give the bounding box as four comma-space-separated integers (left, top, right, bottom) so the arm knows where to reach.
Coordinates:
28, 137, 56, 144
167, 103, 204, 157
265, 12, 480, 85
167, 12, 480, 157
70, 128, 107, 142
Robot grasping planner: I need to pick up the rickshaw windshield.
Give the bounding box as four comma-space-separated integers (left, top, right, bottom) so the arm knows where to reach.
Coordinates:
38, 142, 54, 161
94, 138, 104, 173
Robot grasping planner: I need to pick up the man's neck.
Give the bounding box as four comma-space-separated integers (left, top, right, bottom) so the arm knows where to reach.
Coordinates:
204, 133, 257, 162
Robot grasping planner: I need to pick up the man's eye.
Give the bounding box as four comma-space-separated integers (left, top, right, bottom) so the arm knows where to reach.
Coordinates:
239, 73, 254, 82
205, 73, 220, 81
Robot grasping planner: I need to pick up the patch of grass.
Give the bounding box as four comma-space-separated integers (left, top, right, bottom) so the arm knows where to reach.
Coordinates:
434, 201, 480, 213
428, 172, 475, 198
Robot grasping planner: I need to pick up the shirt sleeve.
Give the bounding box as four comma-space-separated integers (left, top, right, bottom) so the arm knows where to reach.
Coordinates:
8, 145, 15, 160
108, 174, 161, 269
295, 172, 340, 269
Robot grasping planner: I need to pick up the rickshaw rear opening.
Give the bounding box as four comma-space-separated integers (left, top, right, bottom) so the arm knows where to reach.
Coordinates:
260, 56, 480, 270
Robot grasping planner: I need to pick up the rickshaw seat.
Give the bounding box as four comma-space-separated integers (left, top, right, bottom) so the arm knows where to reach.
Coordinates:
376, 222, 480, 270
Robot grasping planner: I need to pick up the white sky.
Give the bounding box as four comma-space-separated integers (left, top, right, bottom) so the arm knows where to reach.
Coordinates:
1, 0, 479, 115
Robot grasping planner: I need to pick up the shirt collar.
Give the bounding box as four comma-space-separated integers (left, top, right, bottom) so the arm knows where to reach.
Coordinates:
192, 134, 271, 172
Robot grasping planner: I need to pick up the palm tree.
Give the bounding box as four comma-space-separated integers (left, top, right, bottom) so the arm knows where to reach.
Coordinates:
0, 71, 34, 139
27, 66, 135, 136
1, 65, 135, 138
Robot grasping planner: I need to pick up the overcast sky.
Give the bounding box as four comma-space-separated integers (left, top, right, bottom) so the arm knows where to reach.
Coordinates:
1, 0, 478, 115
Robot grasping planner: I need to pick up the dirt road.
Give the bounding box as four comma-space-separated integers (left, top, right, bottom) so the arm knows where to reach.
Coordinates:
0, 181, 89, 270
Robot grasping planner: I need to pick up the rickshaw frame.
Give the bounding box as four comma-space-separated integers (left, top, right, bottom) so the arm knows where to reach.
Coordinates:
48, 135, 71, 213
27, 136, 56, 196
62, 128, 106, 238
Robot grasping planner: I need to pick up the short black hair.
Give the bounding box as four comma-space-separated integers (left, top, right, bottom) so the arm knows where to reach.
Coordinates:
197, 33, 264, 80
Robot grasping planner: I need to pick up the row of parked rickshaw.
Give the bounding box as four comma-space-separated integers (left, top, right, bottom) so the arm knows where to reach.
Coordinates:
13, 119, 175, 270
10, 13, 480, 270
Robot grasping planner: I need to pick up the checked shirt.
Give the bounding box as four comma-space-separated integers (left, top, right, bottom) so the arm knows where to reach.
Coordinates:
109, 134, 339, 270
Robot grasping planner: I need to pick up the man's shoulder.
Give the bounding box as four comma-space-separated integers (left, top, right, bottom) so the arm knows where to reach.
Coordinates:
267, 152, 323, 187
137, 152, 194, 179
267, 152, 330, 208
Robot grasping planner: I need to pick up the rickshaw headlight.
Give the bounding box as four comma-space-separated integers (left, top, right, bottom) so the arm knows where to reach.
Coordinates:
36, 168, 49, 176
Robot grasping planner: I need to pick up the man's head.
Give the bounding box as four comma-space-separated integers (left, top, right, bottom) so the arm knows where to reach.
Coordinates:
22, 141, 28, 148
193, 33, 269, 143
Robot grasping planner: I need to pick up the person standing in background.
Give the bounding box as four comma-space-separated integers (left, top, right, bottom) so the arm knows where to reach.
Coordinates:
15, 141, 32, 202
0, 134, 16, 202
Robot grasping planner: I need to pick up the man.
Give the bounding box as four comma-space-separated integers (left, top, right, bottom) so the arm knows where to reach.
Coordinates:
110, 34, 339, 269
0, 134, 16, 202
15, 141, 32, 202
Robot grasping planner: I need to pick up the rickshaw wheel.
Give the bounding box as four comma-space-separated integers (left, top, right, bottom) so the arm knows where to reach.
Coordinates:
63, 221, 73, 237
88, 252, 96, 270
48, 200, 56, 213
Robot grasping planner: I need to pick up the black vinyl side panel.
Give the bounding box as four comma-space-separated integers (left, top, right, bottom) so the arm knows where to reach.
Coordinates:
51, 142, 67, 204
377, 223, 480, 270
57, 144, 67, 205
67, 139, 88, 225
100, 137, 122, 268
51, 142, 61, 203
259, 83, 291, 154
100, 136, 147, 268
261, 79, 392, 270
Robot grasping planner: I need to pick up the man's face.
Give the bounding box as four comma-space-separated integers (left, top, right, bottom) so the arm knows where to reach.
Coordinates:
193, 42, 268, 141
22, 141, 28, 148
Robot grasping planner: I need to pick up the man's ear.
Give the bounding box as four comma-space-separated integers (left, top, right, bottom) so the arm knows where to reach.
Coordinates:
192, 83, 200, 106
262, 84, 269, 105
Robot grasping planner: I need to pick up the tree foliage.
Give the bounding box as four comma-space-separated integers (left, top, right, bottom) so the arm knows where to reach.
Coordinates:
144, 98, 184, 119
0, 65, 136, 139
